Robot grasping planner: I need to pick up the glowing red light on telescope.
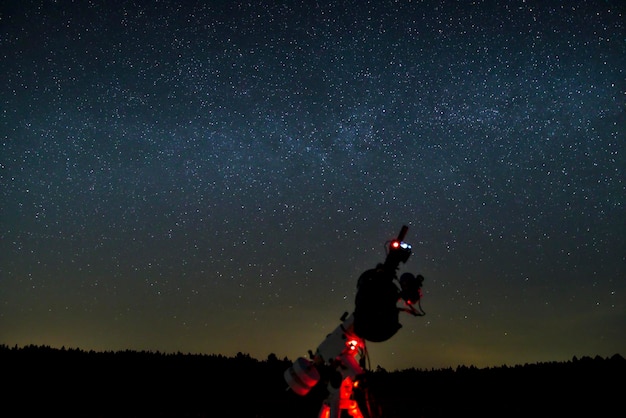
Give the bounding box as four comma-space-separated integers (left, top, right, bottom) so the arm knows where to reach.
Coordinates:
347, 339, 359, 352
391, 240, 400, 249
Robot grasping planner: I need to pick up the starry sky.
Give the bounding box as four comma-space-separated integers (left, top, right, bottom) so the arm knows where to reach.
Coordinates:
1, 0, 624, 372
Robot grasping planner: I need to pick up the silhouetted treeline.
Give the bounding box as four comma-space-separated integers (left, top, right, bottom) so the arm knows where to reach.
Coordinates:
2, 344, 623, 418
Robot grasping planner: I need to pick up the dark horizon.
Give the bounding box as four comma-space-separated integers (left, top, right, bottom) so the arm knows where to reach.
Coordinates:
3, 342, 624, 371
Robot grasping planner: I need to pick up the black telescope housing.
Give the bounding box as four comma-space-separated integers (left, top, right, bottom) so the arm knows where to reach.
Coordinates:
353, 225, 417, 342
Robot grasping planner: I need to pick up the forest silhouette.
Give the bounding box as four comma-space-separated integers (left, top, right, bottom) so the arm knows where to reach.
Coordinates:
2, 344, 622, 417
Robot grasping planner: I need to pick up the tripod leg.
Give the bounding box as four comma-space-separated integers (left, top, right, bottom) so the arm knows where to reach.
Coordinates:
339, 377, 365, 418
318, 403, 330, 418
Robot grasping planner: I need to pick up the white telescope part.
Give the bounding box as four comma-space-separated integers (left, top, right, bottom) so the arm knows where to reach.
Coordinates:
284, 356, 320, 396
338, 351, 364, 379
316, 313, 356, 363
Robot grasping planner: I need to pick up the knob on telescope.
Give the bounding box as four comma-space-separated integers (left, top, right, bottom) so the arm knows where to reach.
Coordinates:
400, 272, 424, 305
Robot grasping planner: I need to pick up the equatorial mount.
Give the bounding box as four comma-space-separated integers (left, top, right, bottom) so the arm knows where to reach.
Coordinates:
284, 225, 426, 418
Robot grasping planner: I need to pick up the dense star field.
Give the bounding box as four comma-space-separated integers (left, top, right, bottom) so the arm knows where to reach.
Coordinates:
1, 1, 624, 371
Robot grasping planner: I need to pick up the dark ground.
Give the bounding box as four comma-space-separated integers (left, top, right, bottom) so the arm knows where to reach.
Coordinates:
2, 345, 623, 418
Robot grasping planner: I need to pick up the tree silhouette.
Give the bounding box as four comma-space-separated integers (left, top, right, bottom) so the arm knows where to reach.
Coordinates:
1, 344, 623, 418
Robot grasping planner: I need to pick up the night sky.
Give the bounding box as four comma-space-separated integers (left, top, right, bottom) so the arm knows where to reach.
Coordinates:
1, 1, 624, 372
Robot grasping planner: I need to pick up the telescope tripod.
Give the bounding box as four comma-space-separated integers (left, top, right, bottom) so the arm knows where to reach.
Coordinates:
318, 374, 366, 418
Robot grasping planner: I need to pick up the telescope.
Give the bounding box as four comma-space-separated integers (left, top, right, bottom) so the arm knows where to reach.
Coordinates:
284, 225, 425, 418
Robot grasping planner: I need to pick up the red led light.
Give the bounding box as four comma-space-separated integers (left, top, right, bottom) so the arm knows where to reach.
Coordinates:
391, 241, 400, 248
347, 339, 358, 350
